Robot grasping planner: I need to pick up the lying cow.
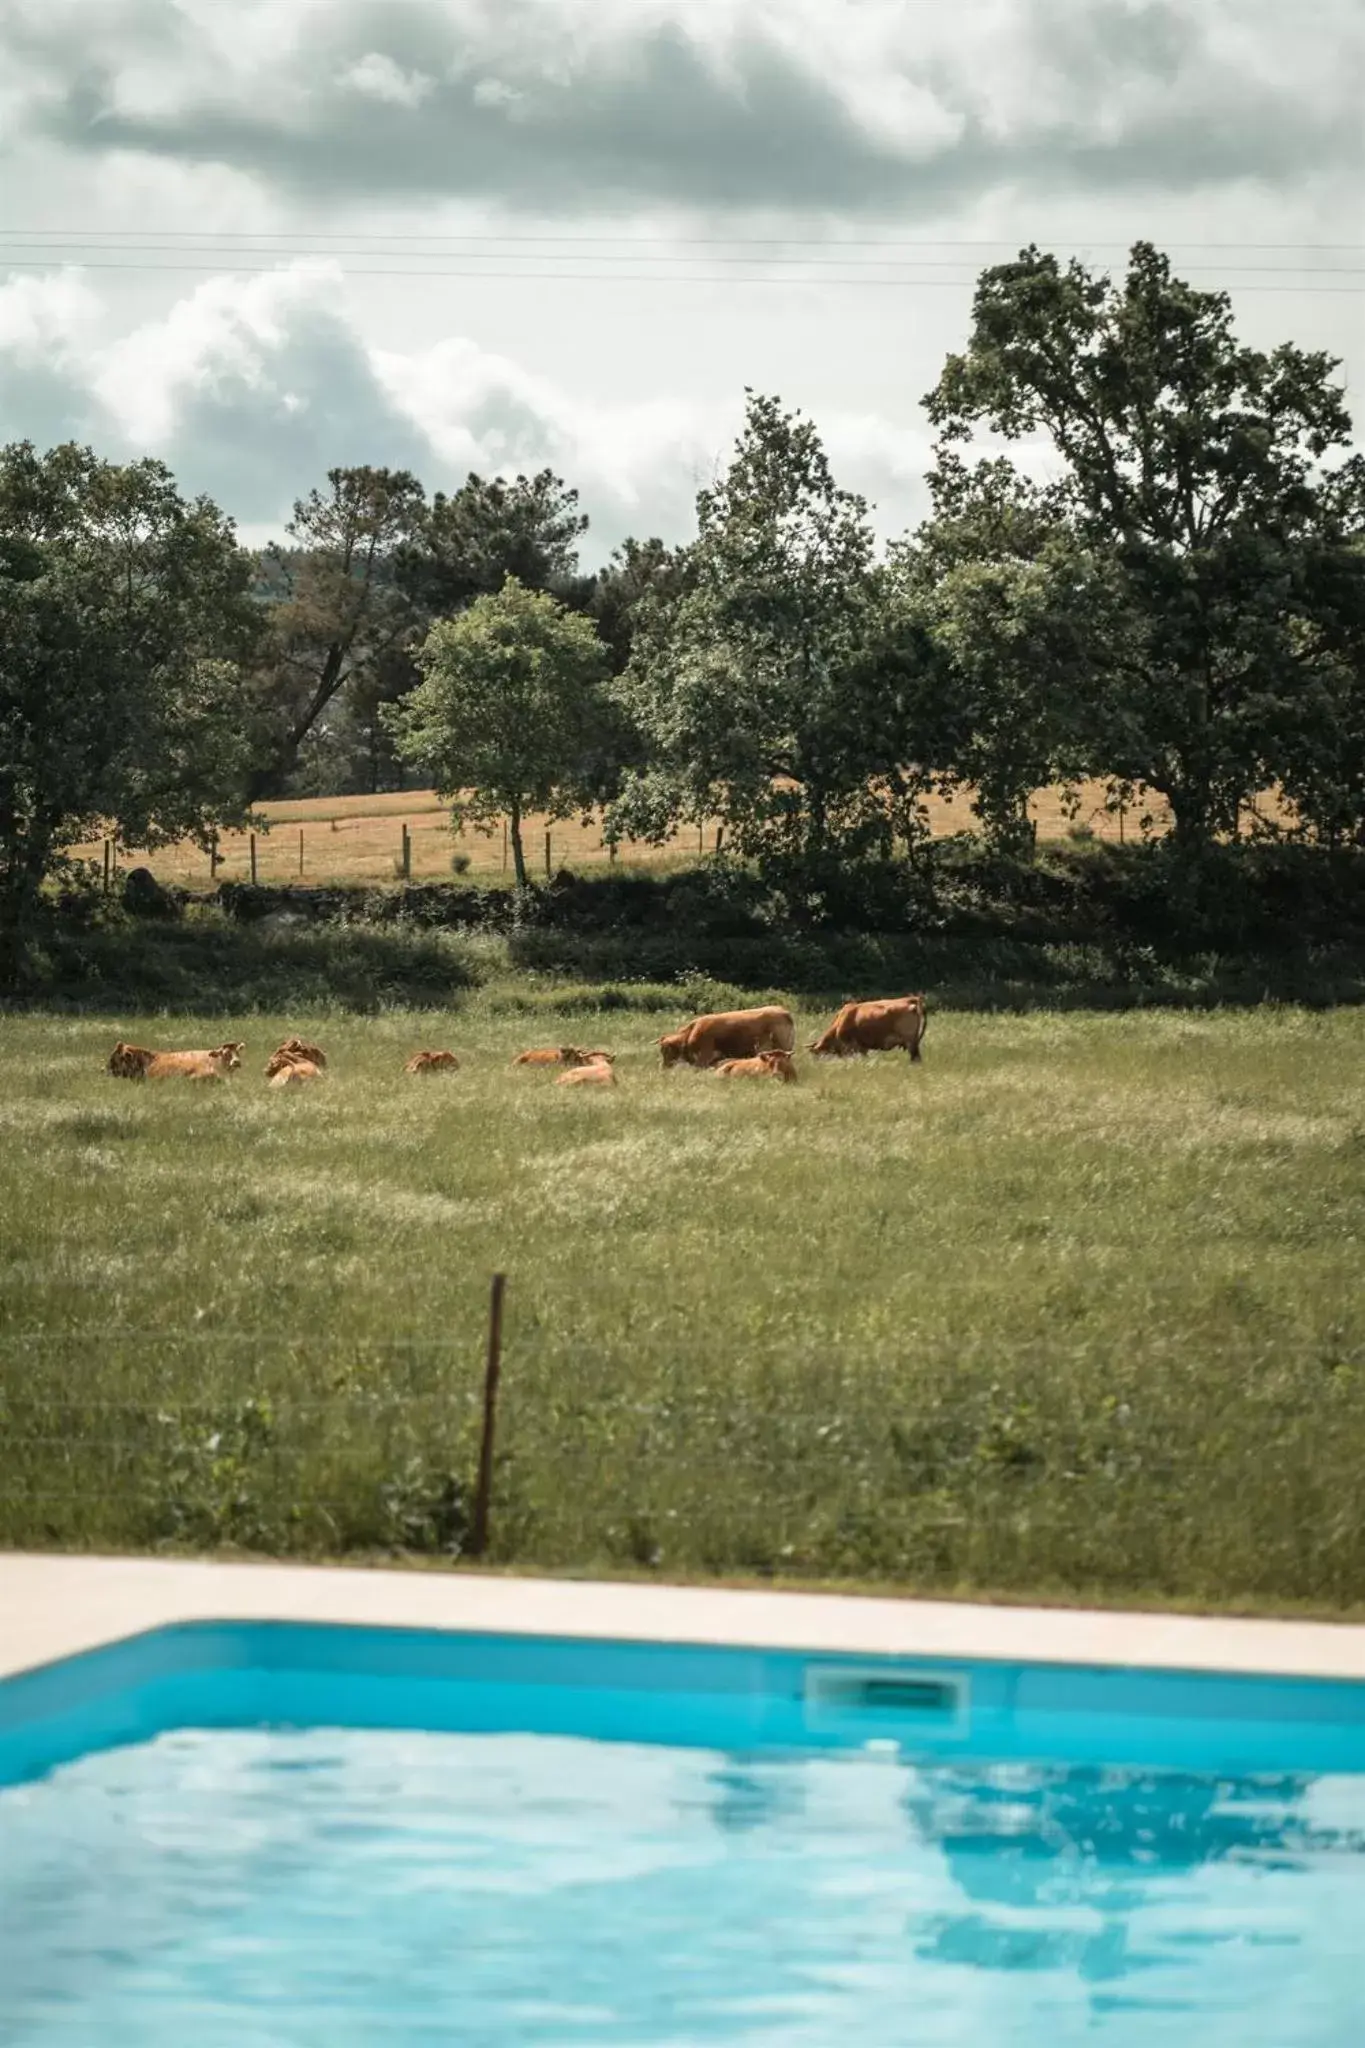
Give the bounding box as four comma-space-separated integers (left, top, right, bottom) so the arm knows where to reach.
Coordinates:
658, 1005, 795, 1069
108, 1040, 243, 1081
405, 1050, 460, 1073
810, 996, 928, 1062
715, 1050, 799, 1084
514, 1046, 614, 1068
555, 1058, 617, 1088
269, 1059, 324, 1088
264, 1037, 327, 1079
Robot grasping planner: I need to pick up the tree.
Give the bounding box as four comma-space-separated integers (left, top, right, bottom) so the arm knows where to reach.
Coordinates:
397, 469, 591, 618
588, 535, 695, 674
612, 392, 909, 890
898, 454, 1110, 850
384, 576, 611, 887
249, 466, 426, 795
0, 442, 258, 965
924, 241, 1365, 855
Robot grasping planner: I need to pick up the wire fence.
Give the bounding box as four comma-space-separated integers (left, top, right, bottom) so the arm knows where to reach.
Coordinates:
0, 1283, 1007, 1579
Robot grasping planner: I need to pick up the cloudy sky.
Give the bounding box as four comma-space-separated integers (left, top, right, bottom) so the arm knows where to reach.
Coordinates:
2, 0, 1362, 562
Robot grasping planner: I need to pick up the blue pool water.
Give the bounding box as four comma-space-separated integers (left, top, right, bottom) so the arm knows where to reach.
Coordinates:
1, 1623, 1364, 2044
3, 1727, 1365, 2044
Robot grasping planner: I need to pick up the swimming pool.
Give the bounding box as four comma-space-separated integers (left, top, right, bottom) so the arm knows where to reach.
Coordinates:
2, 1621, 1364, 2044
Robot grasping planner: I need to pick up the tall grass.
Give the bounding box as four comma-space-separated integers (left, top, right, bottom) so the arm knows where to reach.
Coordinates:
1, 994, 1363, 1612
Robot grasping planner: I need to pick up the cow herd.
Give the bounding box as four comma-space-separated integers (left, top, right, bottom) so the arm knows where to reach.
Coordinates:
103, 994, 928, 1093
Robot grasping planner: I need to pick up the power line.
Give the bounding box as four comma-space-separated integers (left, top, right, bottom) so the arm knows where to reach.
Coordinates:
2, 229, 1364, 252
0, 258, 1361, 293
1, 241, 1361, 278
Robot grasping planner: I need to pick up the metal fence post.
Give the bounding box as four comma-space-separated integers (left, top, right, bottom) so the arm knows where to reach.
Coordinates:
471, 1273, 506, 1558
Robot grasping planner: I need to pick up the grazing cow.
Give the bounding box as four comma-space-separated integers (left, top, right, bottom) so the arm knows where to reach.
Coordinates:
264, 1037, 327, 1079
715, 1049, 799, 1084
144, 1042, 245, 1082
555, 1058, 617, 1087
658, 1005, 795, 1069
269, 1059, 324, 1088
810, 995, 928, 1062
514, 1046, 614, 1068
405, 1050, 460, 1073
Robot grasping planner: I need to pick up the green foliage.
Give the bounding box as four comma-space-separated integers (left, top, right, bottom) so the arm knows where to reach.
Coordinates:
612, 392, 931, 897
0, 441, 259, 970
249, 466, 426, 796
923, 240, 1365, 854
397, 467, 592, 617
386, 576, 615, 886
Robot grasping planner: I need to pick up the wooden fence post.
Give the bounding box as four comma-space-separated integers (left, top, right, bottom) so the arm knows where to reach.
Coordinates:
715, 826, 724, 853
471, 1272, 506, 1559
102, 839, 111, 894
544, 829, 552, 879
249, 832, 258, 885
501, 821, 508, 873
209, 830, 218, 880
401, 822, 411, 880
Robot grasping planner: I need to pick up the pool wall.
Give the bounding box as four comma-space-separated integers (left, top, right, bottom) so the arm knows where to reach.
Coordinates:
4, 1612, 1365, 1791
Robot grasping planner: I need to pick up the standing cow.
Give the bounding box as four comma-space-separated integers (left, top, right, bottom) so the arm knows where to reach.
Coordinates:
810, 996, 928, 1062
658, 1005, 795, 1069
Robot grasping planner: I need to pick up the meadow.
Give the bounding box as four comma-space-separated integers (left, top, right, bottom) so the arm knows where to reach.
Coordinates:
2, 983, 1364, 1614
69, 779, 1183, 890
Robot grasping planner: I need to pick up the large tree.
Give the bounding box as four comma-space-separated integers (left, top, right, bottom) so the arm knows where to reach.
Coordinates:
0, 442, 258, 965
612, 392, 915, 889
249, 465, 426, 796
397, 469, 591, 618
924, 241, 1365, 855
385, 576, 612, 887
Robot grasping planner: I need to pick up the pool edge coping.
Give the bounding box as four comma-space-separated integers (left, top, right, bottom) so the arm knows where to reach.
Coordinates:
5, 1552, 1365, 1686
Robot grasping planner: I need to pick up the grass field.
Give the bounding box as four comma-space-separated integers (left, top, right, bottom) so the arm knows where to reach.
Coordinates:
3, 987, 1363, 1613
70, 781, 1185, 890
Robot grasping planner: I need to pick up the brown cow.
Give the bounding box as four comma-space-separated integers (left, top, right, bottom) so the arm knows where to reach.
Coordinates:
715, 1049, 799, 1084
810, 996, 928, 1062
405, 1050, 460, 1073
144, 1042, 245, 1082
264, 1037, 327, 1079
658, 1006, 795, 1069
514, 1046, 614, 1068
269, 1059, 324, 1088
555, 1058, 617, 1088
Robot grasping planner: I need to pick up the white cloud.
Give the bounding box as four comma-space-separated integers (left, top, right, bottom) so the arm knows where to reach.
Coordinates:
341, 52, 435, 110
0, 261, 940, 553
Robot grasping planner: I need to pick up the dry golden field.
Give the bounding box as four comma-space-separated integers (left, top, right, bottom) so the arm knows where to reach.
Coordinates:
73, 782, 1195, 890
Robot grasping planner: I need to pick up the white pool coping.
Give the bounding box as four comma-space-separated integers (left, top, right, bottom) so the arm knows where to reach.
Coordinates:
3, 1552, 1365, 1687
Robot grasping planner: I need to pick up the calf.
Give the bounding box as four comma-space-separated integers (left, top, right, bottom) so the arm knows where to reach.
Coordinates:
269, 1059, 324, 1088
514, 1046, 614, 1068
405, 1050, 460, 1073
144, 1042, 245, 1082
264, 1037, 327, 1079
715, 1049, 799, 1084
555, 1059, 617, 1088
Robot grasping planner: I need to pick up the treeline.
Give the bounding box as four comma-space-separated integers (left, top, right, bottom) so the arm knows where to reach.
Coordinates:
3, 240, 1364, 964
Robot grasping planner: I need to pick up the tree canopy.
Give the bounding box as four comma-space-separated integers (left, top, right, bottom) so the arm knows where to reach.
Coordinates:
384, 575, 613, 887
922, 240, 1365, 853
0, 443, 258, 960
